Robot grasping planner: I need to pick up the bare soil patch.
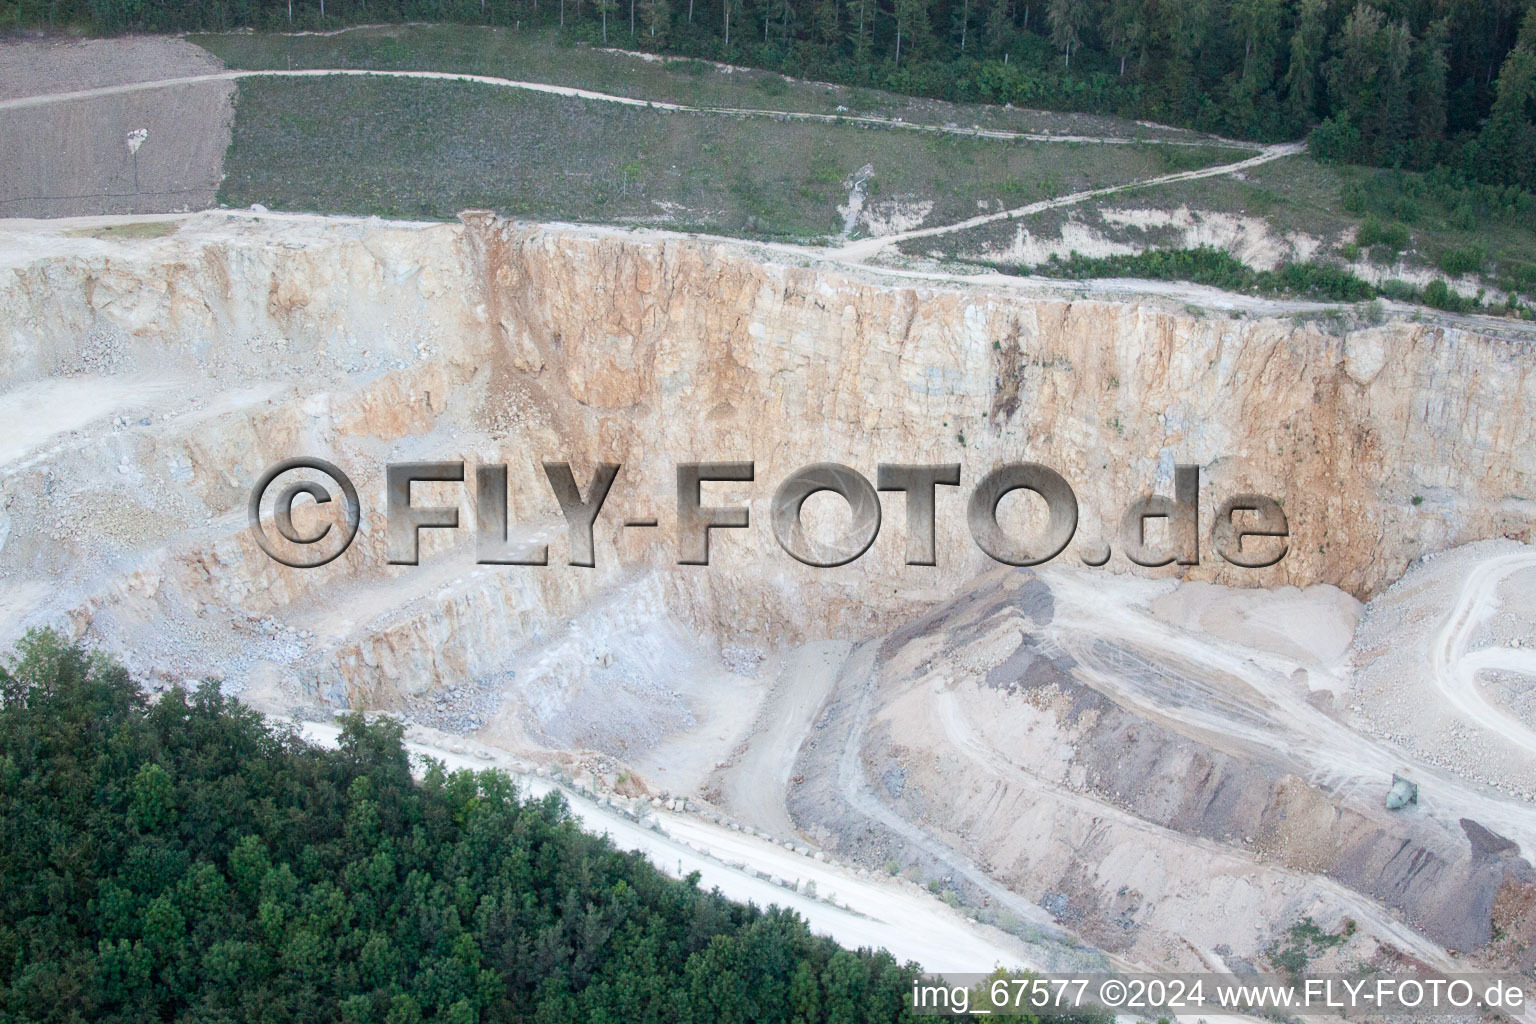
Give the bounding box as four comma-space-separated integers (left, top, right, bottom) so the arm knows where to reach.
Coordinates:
0, 35, 223, 98
0, 36, 232, 217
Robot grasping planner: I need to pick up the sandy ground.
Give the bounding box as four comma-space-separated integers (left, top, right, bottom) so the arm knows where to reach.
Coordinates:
0, 36, 224, 100
626, 649, 769, 795
0, 38, 233, 217
766, 557, 1536, 977
768, 555, 1523, 982
1150, 580, 1363, 695
0, 373, 192, 467
1044, 566, 1536, 941
1046, 563, 1536, 851
1426, 547, 1536, 756
713, 639, 852, 837
1354, 541, 1536, 794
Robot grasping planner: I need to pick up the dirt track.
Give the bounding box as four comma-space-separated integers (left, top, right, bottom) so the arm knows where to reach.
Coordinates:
835, 142, 1306, 259
0, 53, 1266, 223
1428, 549, 1536, 757
715, 639, 850, 838
0, 63, 1264, 149
0, 36, 223, 100
297, 719, 1037, 975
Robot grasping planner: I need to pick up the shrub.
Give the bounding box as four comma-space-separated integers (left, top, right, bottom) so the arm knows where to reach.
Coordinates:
1421, 278, 1471, 312
1357, 214, 1409, 259
1438, 244, 1486, 277
1307, 113, 1363, 164
1378, 221, 1411, 252
1340, 182, 1369, 215
1356, 215, 1383, 247
1388, 195, 1421, 223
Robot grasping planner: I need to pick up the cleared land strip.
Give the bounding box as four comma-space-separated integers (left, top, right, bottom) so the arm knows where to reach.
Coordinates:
835, 141, 1307, 258
0, 66, 1261, 149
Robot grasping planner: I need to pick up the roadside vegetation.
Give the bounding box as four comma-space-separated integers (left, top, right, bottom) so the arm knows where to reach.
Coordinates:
1002, 246, 1531, 317
907, 149, 1536, 312
0, 631, 949, 1023
216, 74, 1233, 237
1010, 247, 1377, 302
1338, 165, 1536, 299
1178, 153, 1536, 281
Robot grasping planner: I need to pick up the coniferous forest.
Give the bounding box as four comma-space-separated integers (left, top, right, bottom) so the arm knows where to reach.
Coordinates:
5, 0, 1534, 191
0, 632, 935, 1023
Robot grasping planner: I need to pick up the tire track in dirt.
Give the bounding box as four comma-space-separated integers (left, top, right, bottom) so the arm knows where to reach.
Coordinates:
1427, 550, 1536, 757
0, 65, 1264, 152
834, 142, 1306, 259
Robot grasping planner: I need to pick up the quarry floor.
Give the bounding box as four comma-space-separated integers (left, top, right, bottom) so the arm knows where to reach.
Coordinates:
276, 538, 1536, 991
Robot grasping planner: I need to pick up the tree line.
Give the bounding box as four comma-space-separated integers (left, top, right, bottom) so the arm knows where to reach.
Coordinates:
1012, 245, 1514, 313
6, 0, 1534, 189
2, 631, 1043, 1023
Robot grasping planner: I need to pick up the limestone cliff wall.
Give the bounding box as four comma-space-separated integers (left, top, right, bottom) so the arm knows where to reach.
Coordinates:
456, 216, 1535, 612
0, 212, 1531, 700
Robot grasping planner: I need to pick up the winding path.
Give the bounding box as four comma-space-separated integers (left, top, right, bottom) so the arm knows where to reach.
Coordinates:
0, 65, 1260, 150
293, 720, 1033, 974
0, 66, 1298, 261
716, 639, 851, 839
1042, 563, 1536, 859
1427, 549, 1536, 756
835, 142, 1305, 258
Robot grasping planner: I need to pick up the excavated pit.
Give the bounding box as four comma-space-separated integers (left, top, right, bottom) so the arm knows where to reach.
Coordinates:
3, 210, 1535, 974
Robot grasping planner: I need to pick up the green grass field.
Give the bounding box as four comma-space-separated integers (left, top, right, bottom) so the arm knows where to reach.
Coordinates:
202, 26, 1532, 311
217, 74, 1236, 239
193, 24, 1215, 143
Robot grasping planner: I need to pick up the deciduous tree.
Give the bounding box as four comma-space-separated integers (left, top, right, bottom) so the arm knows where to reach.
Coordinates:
1046, 0, 1085, 67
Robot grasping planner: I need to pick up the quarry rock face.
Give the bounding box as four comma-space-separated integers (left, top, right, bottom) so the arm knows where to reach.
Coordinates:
3, 211, 1535, 973
464, 215, 1535, 595
1, 213, 1533, 701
